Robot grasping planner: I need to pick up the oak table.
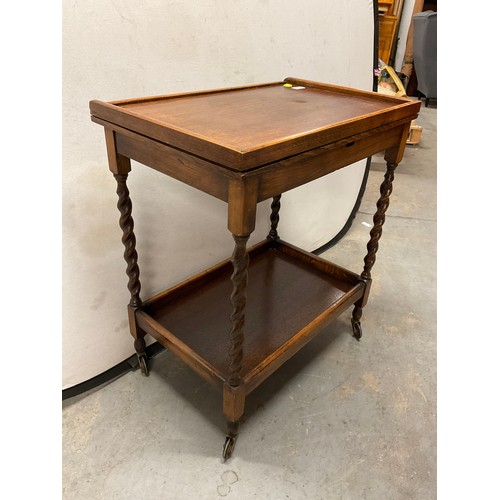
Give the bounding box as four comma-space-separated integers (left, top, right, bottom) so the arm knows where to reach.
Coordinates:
89, 77, 420, 459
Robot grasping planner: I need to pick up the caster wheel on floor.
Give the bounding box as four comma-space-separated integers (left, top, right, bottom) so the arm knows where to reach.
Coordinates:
222, 435, 237, 461
351, 320, 362, 341
138, 353, 150, 377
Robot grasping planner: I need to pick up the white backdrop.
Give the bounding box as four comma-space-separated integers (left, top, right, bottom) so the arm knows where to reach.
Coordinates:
63, 0, 375, 389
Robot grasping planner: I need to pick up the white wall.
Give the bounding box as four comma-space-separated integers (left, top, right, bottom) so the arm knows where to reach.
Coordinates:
63, 0, 375, 389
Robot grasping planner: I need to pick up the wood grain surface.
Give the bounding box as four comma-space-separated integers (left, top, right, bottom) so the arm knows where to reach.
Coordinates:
137, 241, 364, 389
90, 79, 419, 169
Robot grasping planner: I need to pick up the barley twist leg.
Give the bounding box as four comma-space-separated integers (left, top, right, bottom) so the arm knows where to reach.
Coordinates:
228, 235, 250, 387
351, 162, 398, 340
267, 195, 282, 241
114, 173, 149, 375
222, 234, 250, 459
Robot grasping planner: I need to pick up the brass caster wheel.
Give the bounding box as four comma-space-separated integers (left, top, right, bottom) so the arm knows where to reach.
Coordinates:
222, 435, 237, 461
137, 353, 150, 377
351, 320, 362, 341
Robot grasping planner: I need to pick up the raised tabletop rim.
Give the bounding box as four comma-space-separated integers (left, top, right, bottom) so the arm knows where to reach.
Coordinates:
89, 77, 420, 171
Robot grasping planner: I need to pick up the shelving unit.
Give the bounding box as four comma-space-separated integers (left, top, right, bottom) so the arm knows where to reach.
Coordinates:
138, 239, 364, 389
90, 77, 420, 459
378, 0, 405, 65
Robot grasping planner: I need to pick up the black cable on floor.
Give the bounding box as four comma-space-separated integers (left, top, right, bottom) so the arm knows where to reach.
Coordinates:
62, 342, 165, 401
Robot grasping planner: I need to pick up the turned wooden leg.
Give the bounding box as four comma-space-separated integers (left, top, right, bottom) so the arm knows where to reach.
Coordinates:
267, 194, 282, 241
114, 172, 149, 376
228, 234, 250, 387
223, 177, 258, 458
222, 234, 251, 459
352, 161, 397, 339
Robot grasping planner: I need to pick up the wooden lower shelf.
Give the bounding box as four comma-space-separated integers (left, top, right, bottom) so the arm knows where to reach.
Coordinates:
136, 240, 365, 392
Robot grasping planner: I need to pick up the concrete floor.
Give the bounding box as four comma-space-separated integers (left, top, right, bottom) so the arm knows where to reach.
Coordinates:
63, 102, 436, 499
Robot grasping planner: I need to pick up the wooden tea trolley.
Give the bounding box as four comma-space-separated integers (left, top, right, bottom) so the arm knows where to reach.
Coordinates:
90, 78, 420, 459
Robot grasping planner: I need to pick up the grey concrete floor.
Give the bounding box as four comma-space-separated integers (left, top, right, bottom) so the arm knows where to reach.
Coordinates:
63, 102, 436, 500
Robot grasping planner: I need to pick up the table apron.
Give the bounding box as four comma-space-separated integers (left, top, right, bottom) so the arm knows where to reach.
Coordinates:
250, 122, 407, 202
105, 117, 410, 206
113, 128, 235, 202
